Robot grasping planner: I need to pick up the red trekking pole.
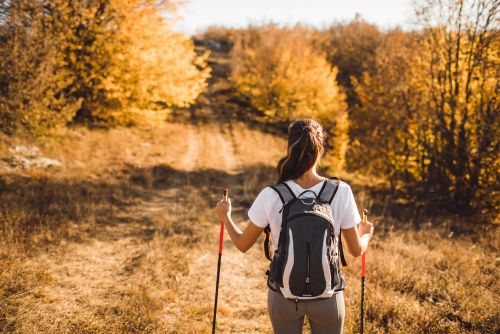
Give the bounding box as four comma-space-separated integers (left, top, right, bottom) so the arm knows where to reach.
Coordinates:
360, 208, 368, 334
212, 189, 228, 334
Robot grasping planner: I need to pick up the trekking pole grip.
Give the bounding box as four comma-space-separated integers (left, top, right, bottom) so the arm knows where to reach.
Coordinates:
361, 208, 368, 277
361, 209, 368, 277
218, 221, 224, 254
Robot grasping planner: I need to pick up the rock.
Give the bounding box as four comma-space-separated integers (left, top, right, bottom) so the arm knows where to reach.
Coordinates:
9, 145, 40, 157
23, 157, 62, 168
4, 145, 62, 169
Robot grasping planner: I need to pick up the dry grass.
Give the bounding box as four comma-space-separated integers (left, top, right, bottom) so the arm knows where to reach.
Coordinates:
0, 119, 498, 334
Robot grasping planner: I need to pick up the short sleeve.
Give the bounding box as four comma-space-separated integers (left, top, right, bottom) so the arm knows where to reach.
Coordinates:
248, 187, 272, 228
338, 183, 361, 230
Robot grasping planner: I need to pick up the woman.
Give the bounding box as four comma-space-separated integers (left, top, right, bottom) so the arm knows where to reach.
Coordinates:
215, 119, 374, 334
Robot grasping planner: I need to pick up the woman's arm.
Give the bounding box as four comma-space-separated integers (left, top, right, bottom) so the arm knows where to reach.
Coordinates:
215, 197, 264, 253
341, 219, 374, 257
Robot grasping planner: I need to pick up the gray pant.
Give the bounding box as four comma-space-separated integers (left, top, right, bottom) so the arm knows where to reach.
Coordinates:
267, 289, 345, 334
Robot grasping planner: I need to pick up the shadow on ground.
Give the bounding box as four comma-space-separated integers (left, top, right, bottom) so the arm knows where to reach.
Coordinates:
0, 163, 275, 249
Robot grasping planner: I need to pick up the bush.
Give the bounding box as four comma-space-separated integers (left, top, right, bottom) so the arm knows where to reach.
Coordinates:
230, 25, 348, 167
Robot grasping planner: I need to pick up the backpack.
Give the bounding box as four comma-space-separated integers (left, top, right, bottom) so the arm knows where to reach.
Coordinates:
264, 177, 347, 302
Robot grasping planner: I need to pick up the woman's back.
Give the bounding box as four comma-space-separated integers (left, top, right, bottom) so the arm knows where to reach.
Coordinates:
248, 178, 361, 253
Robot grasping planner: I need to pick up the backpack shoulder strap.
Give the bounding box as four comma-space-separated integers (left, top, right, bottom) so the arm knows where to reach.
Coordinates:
263, 183, 295, 262
318, 176, 340, 203
318, 177, 347, 266
269, 182, 296, 204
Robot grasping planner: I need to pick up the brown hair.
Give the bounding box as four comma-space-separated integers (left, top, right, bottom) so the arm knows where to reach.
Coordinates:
277, 119, 325, 183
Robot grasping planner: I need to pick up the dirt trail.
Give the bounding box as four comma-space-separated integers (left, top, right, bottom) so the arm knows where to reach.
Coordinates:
165, 121, 271, 333
11, 41, 280, 333
24, 120, 273, 333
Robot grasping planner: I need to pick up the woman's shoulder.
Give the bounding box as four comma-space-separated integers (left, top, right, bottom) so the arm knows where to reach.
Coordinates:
324, 176, 350, 187
337, 179, 351, 190
249, 185, 282, 212
255, 185, 281, 200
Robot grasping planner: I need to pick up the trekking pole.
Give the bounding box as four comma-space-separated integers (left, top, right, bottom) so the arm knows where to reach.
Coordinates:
360, 208, 368, 334
212, 189, 228, 334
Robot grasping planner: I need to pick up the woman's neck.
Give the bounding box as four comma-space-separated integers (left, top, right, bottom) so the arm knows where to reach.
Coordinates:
293, 166, 324, 189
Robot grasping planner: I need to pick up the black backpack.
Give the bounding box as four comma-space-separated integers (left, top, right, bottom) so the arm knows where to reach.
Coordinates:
264, 177, 347, 301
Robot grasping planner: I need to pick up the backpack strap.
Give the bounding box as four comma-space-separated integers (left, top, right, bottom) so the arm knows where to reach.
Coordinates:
318, 177, 347, 266
338, 231, 347, 267
297, 189, 318, 199
264, 225, 272, 261
269, 182, 296, 204
318, 177, 340, 204
263, 183, 296, 262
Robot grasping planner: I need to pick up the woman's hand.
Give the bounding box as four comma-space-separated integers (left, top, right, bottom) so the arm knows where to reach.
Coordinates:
214, 195, 264, 253
343, 220, 374, 258
358, 219, 374, 240
216, 197, 231, 222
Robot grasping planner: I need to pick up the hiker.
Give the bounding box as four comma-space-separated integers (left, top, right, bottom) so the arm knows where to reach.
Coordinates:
215, 118, 374, 334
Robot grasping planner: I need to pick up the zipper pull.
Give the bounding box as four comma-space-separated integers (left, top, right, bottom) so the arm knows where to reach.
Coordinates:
278, 205, 284, 213
295, 298, 298, 311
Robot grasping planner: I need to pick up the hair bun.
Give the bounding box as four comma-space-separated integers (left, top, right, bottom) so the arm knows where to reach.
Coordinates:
301, 125, 315, 137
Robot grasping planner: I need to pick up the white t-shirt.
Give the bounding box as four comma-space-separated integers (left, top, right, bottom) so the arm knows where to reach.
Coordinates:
248, 178, 361, 252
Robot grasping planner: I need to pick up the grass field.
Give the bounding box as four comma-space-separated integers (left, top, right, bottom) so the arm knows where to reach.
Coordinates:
1, 113, 498, 333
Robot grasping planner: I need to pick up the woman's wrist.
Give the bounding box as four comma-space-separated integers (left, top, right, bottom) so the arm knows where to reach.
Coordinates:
222, 213, 232, 224
358, 234, 369, 253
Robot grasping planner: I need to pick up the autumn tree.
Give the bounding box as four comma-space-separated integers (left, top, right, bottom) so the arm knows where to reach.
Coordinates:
352, 0, 499, 215
0, 0, 209, 133
0, 0, 86, 135
94, 0, 210, 124
350, 30, 423, 182
321, 16, 383, 107
230, 25, 348, 167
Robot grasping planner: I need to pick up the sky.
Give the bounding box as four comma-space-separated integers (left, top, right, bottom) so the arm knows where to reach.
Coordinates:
176, 0, 416, 35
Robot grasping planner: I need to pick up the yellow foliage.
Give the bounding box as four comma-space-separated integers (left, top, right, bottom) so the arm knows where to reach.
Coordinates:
352, 0, 499, 213
97, 0, 210, 124
230, 25, 348, 167
0, 0, 210, 132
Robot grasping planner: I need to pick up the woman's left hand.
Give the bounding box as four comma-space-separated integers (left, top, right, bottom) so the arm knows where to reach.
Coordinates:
216, 197, 231, 221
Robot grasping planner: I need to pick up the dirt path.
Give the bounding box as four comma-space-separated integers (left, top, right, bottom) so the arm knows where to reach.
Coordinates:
20, 121, 274, 334
166, 121, 271, 333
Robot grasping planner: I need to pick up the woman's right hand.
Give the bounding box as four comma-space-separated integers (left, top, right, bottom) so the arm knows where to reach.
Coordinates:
358, 219, 374, 240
